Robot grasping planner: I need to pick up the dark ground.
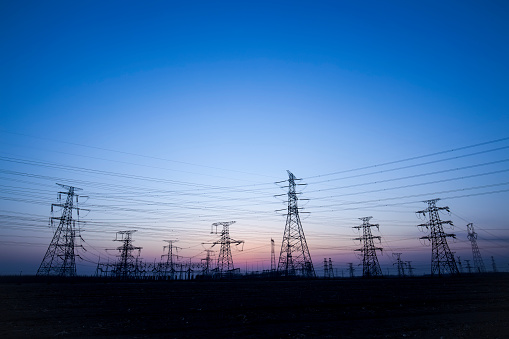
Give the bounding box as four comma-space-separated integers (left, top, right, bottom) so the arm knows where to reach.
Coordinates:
1, 274, 508, 338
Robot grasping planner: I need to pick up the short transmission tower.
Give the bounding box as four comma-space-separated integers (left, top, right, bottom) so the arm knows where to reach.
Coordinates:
113, 230, 142, 279
37, 184, 87, 277
270, 238, 276, 272
348, 263, 355, 278
392, 253, 405, 277
491, 256, 498, 273
417, 199, 459, 276
210, 221, 244, 275
276, 170, 315, 277
353, 217, 383, 277
406, 261, 414, 277
328, 258, 334, 278
467, 223, 486, 273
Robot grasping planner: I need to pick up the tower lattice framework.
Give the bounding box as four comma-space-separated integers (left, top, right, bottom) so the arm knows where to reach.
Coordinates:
277, 170, 315, 277
353, 216, 383, 277
467, 223, 486, 273
113, 230, 142, 279
37, 184, 85, 277
417, 199, 459, 276
211, 221, 243, 274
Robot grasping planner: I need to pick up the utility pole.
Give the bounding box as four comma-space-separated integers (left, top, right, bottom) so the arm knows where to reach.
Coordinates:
161, 240, 179, 280
467, 223, 486, 273
353, 216, 383, 277
348, 263, 355, 278
37, 184, 88, 277
276, 170, 315, 277
392, 253, 405, 277
210, 221, 244, 276
417, 199, 459, 276
112, 230, 142, 279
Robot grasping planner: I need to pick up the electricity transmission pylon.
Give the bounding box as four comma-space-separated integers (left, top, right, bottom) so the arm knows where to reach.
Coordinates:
348, 263, 355, 278
491, 256, 498, 273
328, 258, 334, 278
161, 240, 179, 279
393, 253, 405, 277
210, 221, 244, 275
270, 238, 276, 272
37, 184, 87, 277
467, 223, 486, 273
353, 216, 383, 277
113, 230, 142, 279
417, 199, 459, 276
406, 261, 414, 277
276, 170, 315, 277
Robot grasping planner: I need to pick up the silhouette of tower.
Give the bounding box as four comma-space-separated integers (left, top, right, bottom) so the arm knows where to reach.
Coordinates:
113, 230, 142, 279
277, 170, 315, 277
491, 256, 498, 273
323, 258, 329, 278
393, 253, 405, 277
457, 256, 464, 273
417, 199, 459, 276
464, 259, 473, 273
37, 184, 86, 277
271, 238, 276, 271
406, 261, 414, 277
348, 263, 355, 278
328, 258, 334, 278
161, 240, 179, 279
467, 223, 486, 273
353, 216, 383, 277
211, 221, 244, 275
201, 249, 214, 275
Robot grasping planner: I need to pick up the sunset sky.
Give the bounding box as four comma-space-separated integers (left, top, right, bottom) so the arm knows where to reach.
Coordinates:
1, 1, 508, 276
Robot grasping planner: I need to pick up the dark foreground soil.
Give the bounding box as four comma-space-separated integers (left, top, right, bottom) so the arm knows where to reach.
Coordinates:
1, 275, 508, 338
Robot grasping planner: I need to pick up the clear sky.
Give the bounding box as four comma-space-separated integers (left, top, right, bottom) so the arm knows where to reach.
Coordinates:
1, 1, 508, 276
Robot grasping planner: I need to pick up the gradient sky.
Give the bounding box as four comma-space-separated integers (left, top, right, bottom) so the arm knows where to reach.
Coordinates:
1, 1, 508, 276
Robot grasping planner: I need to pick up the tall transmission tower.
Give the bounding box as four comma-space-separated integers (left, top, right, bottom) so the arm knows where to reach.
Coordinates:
417, 199, 459, 276
113, 230, 142, 279
276, 170, 315, 277
210, 221, 244, 275
392, 253, 405, 277
270, 238, 276, 272
353, 216, 383, 277
467, 223, 486, 273
161, 240, 179, 279
37, 184, 87, 277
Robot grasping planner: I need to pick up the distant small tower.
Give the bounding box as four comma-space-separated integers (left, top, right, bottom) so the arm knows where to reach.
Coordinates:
467, 223, 486, 273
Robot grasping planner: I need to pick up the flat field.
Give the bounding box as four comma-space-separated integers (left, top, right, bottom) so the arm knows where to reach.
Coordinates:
1, 275, 508, 338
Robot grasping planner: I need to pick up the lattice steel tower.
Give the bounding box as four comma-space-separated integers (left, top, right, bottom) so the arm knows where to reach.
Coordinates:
417, 199, 459, 276
393, 253, 405, 277
161, 239, 179, 279
467, 223, 486, 273
37, 184, 84, 277
354, 217, 383, 277
277, 170, 315, 277
211, 221, 244, 274
113, 230, 142, 279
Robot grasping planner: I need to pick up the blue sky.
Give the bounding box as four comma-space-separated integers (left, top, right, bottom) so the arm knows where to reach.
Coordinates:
1, 1, 508, 276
